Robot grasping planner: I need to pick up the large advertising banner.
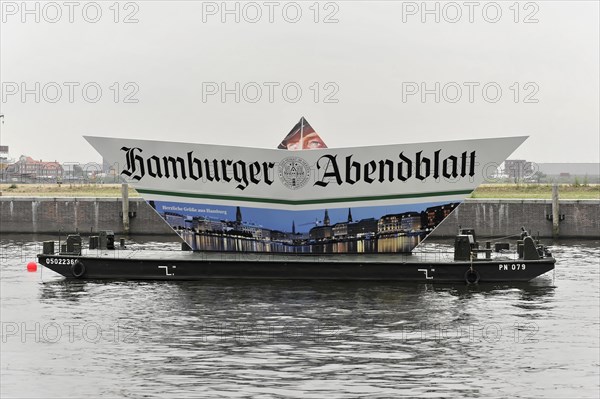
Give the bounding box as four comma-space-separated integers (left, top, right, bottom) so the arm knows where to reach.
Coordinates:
87, 134, 526, 253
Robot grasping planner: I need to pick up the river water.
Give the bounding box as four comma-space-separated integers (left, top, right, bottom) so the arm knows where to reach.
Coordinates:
1, 235, 598, 398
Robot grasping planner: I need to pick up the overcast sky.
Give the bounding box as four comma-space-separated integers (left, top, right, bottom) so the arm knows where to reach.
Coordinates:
1, 0, 598, 164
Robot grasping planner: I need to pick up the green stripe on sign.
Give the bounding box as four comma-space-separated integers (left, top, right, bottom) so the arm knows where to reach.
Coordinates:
135, 188, 474, 206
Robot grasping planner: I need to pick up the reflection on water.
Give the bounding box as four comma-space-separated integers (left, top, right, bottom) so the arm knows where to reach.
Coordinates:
184, 231, 421, 253
1, 235, 599, 399
378, 235, 422, 252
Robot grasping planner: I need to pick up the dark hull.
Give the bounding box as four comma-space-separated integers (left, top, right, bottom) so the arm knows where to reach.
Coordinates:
37, 253, 555, 283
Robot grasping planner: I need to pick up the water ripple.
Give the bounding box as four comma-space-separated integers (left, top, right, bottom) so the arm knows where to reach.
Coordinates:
1, 236, 598, 398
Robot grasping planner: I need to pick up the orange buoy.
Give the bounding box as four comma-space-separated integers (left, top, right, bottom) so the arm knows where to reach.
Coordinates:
27, 261, 37, 272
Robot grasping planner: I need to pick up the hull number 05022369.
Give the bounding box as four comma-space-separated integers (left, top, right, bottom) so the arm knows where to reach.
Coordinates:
499, 263, 526, 271
45, 258, 77, 265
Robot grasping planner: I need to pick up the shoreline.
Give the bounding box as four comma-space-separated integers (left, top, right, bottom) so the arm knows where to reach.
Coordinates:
1, 183, 599, 199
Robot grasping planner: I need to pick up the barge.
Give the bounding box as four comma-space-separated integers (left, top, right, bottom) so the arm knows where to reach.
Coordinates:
35, 119, 556, 282
37, 228, 555, 283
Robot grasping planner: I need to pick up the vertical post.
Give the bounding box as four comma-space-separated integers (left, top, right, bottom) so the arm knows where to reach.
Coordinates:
300, 117, 304, 150
122, 183, 129, 235
552, 184, 559, 238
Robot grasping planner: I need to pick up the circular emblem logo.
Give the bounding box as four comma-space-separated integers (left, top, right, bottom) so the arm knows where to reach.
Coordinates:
278, 157, 311, 190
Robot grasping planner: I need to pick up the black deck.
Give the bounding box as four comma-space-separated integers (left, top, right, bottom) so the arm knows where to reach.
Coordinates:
37, 250, 555, 283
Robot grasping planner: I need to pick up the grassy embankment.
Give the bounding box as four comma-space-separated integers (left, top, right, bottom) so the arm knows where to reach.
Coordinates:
469, 184, 599, 199
0, 183, 598, 199
0, 184, 140, 197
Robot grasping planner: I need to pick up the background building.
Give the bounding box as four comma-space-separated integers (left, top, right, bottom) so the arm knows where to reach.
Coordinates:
0, 146, 9, 180
504, 159, 534, 181
5, 155, 63, 182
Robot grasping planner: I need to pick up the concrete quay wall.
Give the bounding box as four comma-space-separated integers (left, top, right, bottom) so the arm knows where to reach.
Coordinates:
428, 199, 599, 239
0, 197, 598, 238
0, 197, 173, 236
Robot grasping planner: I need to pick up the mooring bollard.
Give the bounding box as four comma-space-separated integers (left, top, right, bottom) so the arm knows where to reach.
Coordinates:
552, 184, 560, 238
122, 183, 129, 235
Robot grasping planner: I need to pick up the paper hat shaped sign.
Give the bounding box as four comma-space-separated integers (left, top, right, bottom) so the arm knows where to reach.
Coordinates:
86, 120, 525, 254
